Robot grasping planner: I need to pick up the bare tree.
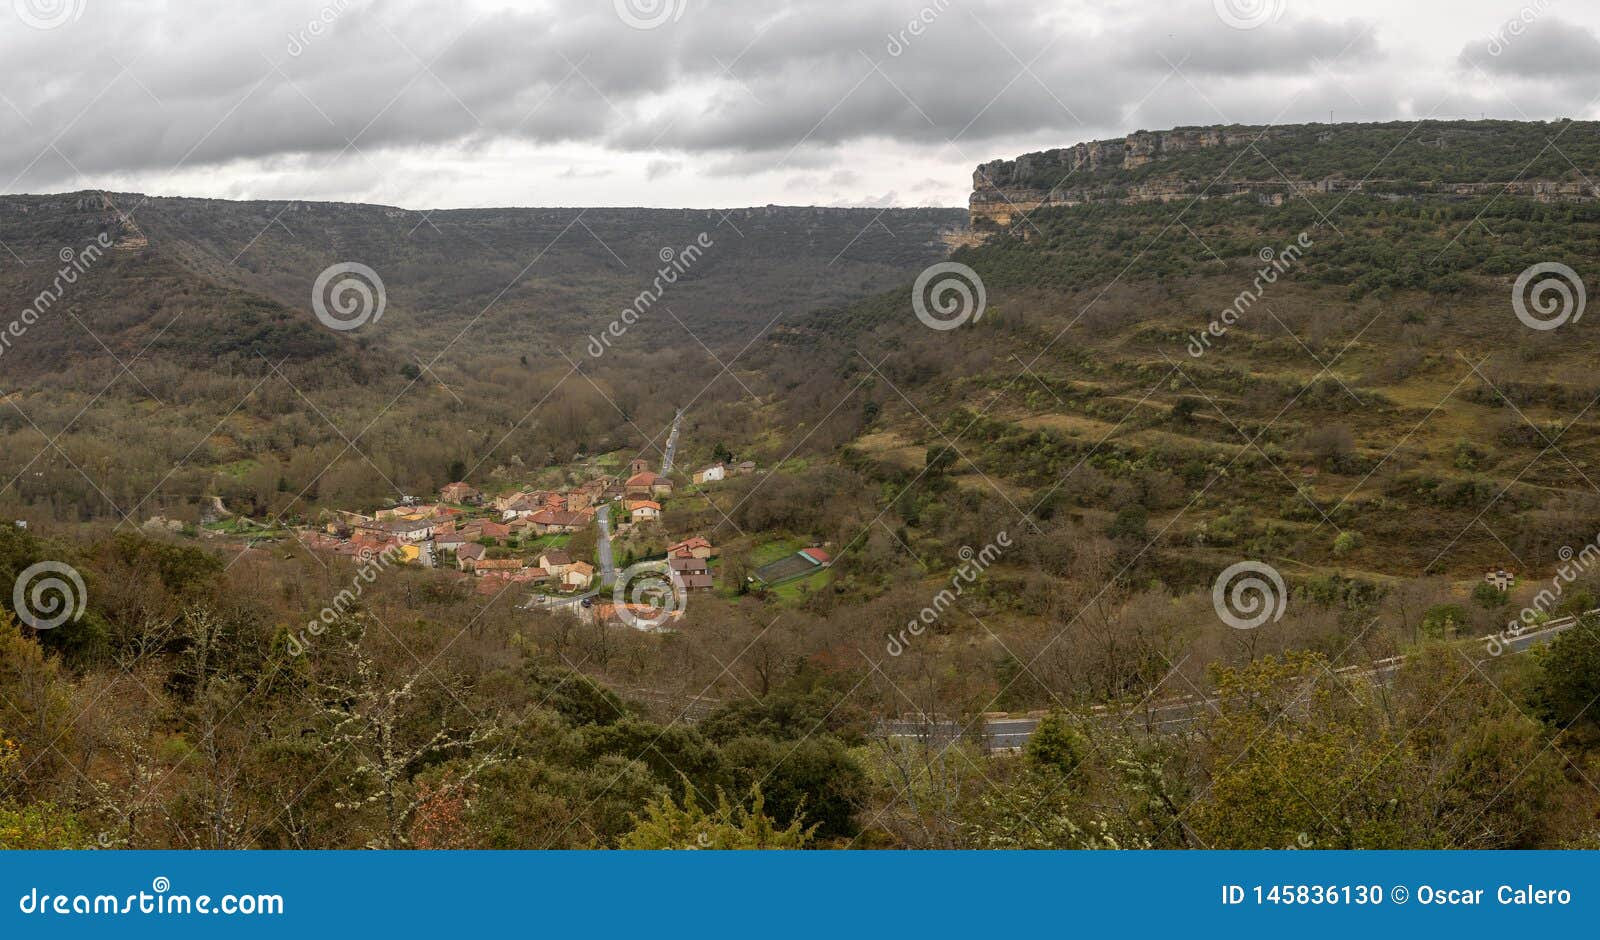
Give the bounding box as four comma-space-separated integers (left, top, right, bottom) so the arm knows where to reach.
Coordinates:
310, 616, 501, 848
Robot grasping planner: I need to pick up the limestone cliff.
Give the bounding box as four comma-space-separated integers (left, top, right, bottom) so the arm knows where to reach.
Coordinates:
969, 121, 1600, 236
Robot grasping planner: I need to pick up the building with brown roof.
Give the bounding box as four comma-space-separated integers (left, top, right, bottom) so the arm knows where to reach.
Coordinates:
668, 536, 715, 559
562, 561, 595, 590
669, 555, 709, 576
624, 471, 658, 498
539, 550, 575, 575
473, 520, 512, 541
668, 555, 714, 591
679, 573, 714, 592
529, 509, 590, 534
455, 543, 487, 570
596, 601, 684, 632
380, 518, 437, 542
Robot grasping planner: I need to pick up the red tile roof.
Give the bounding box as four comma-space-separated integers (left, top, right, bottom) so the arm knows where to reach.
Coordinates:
800, 548, 832, 565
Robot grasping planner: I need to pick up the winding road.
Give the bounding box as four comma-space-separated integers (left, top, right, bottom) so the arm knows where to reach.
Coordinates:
596, 503, 616, 588
884, 613, 1590, 751
661, 409, 683, 475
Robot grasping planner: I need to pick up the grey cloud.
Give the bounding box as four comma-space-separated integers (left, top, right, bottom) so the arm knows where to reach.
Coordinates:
645, 159, 682, 180
558, 165, 614, 180
1131, 16, 1382, 78
828, 190, 902, 208
1458, 17, 1600, 78
1, 0, 1576, 203
704, 147, 840, 178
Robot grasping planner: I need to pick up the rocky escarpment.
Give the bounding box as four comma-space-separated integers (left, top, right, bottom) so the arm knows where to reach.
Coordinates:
970, 121, 1600, 235
0, 192, 150, 252
971, 126, 1269, 228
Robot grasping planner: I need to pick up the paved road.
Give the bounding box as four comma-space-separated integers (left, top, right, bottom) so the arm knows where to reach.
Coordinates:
660, 410, 683, 475
521, 591, 596, 615
596, 504, 616, 588
884, 614, 1590, 751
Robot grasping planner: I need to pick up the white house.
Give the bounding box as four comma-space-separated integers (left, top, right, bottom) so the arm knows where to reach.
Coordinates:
380, 518, 436, 542
692, 464, 727, 485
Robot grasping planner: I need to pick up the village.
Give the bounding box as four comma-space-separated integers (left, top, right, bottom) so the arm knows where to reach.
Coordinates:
290, 450, 771, 630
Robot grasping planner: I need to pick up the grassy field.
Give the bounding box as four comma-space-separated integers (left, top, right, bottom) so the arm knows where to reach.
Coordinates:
519, 533, 573, 553
749, 537, 805, 568
768, 566, 833, 603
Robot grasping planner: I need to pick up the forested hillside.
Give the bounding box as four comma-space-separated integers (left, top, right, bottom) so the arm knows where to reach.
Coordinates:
0, 194, 961, 524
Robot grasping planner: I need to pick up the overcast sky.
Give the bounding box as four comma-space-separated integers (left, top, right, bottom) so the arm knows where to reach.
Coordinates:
1, 0, 1597, 210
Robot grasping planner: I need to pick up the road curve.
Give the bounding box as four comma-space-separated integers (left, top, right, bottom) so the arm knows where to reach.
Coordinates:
883, 613, 1591, 751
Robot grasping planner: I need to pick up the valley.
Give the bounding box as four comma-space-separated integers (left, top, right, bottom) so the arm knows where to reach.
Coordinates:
6, 120, 1600, 851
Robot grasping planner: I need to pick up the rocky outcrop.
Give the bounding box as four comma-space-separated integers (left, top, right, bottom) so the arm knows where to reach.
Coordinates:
974, 126, 1265, 192
969, 122, 1600, 236
969, 126, 1274, 230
